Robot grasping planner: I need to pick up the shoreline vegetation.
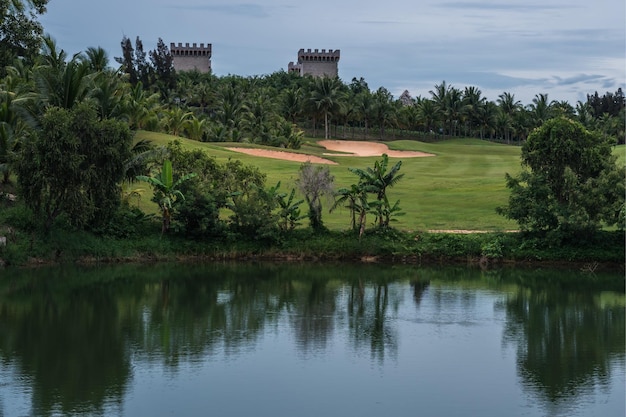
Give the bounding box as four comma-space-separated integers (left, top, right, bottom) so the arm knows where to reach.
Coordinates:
1, 228, 623, 271
1, 135, 624, 271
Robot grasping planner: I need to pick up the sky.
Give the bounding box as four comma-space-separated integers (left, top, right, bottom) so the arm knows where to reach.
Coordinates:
40, 0, 625, 106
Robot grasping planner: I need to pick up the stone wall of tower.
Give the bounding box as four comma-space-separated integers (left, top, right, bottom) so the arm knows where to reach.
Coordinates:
288, 48, 340, 78
170, 42, 212, 73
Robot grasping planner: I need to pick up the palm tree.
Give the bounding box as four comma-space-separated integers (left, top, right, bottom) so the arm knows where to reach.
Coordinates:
91, 71, 124, 119
119, 81, 161, 130
463, 86, 486, 136
309, 76, 344, 139
281, 86, 303, 124
32, 38, 94, 111
443, 86, 464, 137
429, 80, 451, 134
476, 101, 497, 139
372, 87, 396, 140
497, 92, 521, 143
160, 107, 192, 137
416, 98, 438, 135
242, 90, 276, 145
355, 90, 374, 139
136, 159, 196, 234
528, 93, 551, 128
185, 116, 208, 141
80, 46, 110, 72
349, 154, 404, 228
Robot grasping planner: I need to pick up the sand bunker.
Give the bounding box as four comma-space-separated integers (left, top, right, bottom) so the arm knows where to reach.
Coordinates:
318, 140, 435, 158
227, 140, 434, 164
227, 147, 338, 165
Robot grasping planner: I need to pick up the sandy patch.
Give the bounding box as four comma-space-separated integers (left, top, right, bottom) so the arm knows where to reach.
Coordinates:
226, 140, 434, 164
319, 140, 435, 158
227, 147, 338, 165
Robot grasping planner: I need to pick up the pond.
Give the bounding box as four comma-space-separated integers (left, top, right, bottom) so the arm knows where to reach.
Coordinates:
0, 263, 624, 417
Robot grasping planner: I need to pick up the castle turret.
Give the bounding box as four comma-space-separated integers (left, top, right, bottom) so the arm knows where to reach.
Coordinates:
170, 42, 212, 73
288, 48, 340, 77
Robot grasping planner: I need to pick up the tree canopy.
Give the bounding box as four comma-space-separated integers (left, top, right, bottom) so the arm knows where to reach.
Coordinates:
15, 103, 133, 232
0, 0, 48, 72
497, 117, 624, 240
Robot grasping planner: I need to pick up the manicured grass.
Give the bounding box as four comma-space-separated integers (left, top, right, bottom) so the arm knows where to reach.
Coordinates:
134, 131, 623, 232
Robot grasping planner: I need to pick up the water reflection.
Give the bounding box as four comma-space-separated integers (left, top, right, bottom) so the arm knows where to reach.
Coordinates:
502, 286, 625, 414
0, 263, 623, 417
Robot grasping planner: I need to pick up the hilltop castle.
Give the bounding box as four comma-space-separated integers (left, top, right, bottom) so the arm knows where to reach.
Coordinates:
170, 42, 212, 73
288, 48, 340, 78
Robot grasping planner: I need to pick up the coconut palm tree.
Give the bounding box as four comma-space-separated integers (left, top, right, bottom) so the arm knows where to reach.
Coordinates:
528, 93, 551, 128
416, 98, 438, 135
80, 46, 110, 72
497, 92, 521, 143
463, 86, 486, 136
355, 90, 375, 139
309, 76, 345, 139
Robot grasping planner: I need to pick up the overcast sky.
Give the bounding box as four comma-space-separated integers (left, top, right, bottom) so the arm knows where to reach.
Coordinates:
40, 0, 625, 105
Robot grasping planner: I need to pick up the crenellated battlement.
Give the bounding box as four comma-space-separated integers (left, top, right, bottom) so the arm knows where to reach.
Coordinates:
288, 48, 340, 78
170, 42, 212, 58
170, 42, 212, 73
297, 48, 340, 63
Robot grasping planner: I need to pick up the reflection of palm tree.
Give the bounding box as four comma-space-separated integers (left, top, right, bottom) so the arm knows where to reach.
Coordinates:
410, 280, 430, 305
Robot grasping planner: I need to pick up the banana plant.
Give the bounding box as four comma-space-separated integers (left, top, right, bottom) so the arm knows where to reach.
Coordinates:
137, 159, 196, 234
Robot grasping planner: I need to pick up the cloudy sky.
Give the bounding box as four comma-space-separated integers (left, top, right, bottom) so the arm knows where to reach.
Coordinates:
40, 0, 625, 105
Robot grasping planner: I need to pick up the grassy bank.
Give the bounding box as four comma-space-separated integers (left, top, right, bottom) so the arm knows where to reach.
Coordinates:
0, 219, 623, 269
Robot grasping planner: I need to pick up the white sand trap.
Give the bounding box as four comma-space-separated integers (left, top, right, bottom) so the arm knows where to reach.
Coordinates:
227, 147, 338, 165
227, 140, 434, 164
319, 140, 435, 158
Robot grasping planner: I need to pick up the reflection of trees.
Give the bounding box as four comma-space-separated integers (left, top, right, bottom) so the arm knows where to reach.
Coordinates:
291, 278, 336, 355
347, 280, 400, 364
502, 288, 625, 411
410, 279, 430, 305
1, 263, 622, 416
0, 281, 131, 416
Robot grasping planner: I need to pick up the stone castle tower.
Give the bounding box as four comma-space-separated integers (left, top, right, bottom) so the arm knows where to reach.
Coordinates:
288, 48, 340, 78
170, 42, 212, 73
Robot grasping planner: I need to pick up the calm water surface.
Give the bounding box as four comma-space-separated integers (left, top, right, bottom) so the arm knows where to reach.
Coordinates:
0, 263, 624, 417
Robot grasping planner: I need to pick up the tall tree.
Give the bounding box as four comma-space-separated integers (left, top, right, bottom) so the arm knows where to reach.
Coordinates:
149, 38, 176, 97
497, 117, 624, 240
15, 103, 133, 232
0, 0, 48, 72
309, 76, 344, 139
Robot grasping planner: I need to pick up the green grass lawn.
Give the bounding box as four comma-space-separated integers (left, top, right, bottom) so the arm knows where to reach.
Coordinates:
134, 131, 625, 232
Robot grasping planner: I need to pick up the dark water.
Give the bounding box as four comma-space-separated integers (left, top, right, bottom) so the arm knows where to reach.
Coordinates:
0, 263, 624, 417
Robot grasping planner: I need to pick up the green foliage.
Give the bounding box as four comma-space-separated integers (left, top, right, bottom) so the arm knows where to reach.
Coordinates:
344, 154, 405, 233
226, 182, 280, 242
0, 0, 48, 71
498, 117, 624, 241
272, 182, 306, 232
136, 159, 197, 234
14, 103, 133, 232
